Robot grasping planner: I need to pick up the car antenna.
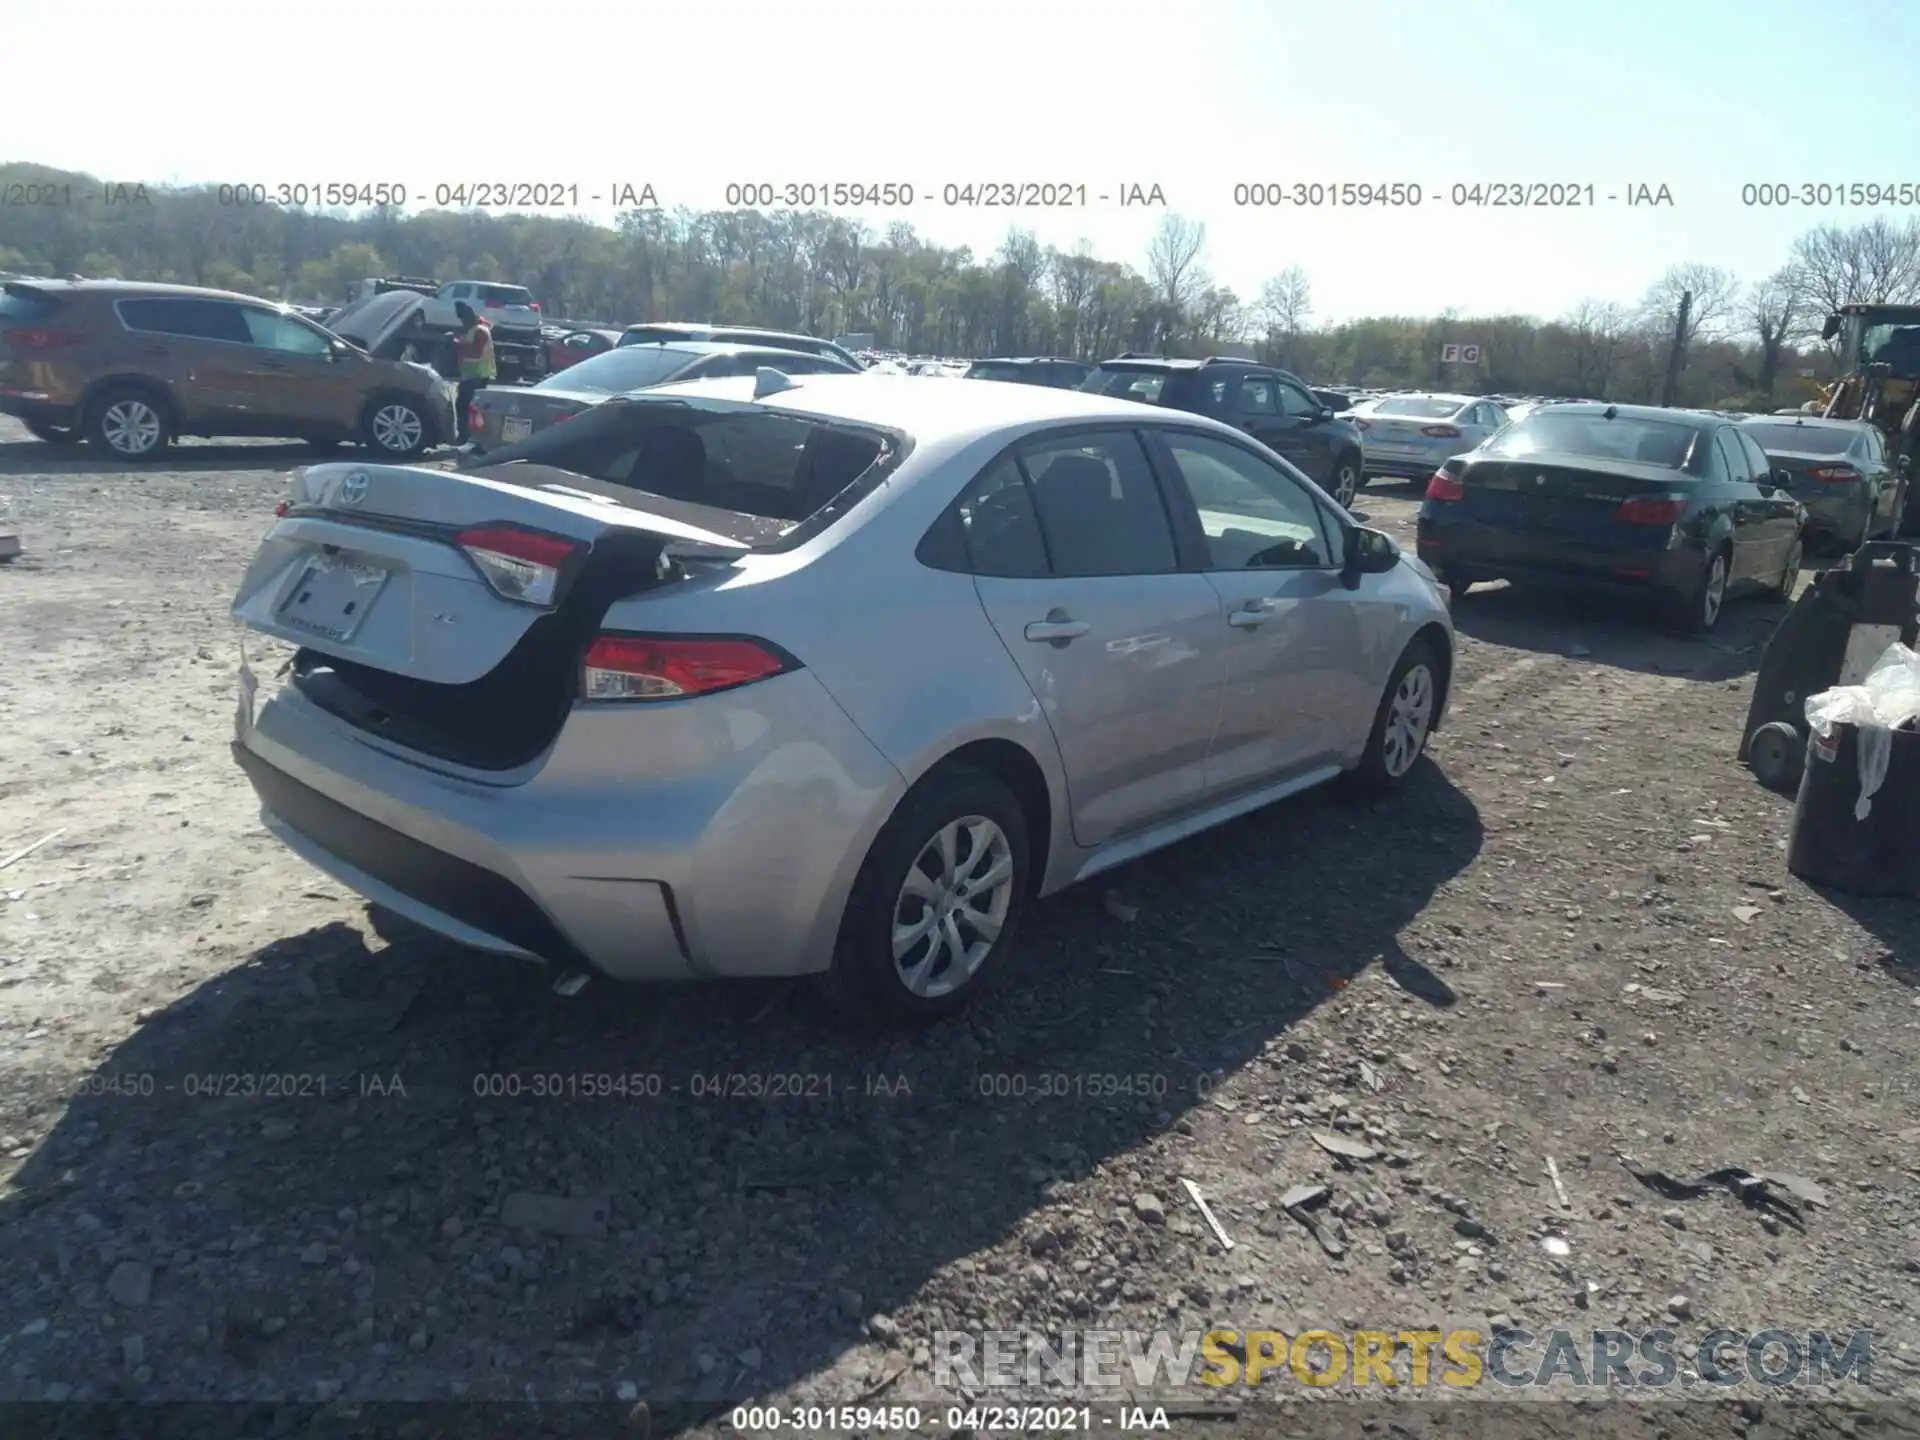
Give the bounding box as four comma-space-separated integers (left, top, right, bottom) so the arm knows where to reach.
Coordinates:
753, 367, 800, 399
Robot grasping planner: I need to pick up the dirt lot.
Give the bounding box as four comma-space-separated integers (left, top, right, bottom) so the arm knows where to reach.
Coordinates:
2, 415, 1919, 1439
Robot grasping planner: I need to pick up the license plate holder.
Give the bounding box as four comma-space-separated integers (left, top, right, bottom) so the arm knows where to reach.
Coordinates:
277, 556, 391, 642
1371, 442, 1419, 456
500, 417, 532, 442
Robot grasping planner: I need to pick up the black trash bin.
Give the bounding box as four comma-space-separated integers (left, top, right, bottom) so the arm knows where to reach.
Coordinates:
1787, 719, 1920, 897
1741, 542, 1920, 792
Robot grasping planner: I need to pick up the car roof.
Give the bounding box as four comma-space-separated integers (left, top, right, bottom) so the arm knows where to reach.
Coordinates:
1366, 392, 1478, 405
628, 371, 1230, 442
1530, 402, 1721, 429
971, 356, 1085, 365
623, 322, 820, 341
1739, 414, 1867, 432
11, 278, 273, 304
610, 340, 850, 359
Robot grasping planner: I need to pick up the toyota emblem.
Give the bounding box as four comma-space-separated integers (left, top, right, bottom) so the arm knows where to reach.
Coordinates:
338, 471, 369, 507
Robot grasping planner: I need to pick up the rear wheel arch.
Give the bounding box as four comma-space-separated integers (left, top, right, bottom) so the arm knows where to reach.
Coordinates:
915, 738, 1054, 896
80, 374, 180, 428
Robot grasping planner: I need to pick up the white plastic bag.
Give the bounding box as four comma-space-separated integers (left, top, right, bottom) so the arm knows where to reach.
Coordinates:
1805, 641, 1920, 737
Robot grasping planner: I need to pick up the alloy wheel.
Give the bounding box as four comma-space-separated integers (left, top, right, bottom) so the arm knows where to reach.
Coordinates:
1702, 552, 1729, 627
891, 815, 1015, 999
102, 399, 163, 456
1382, 663, 1435, 777
371, 404, 424, 453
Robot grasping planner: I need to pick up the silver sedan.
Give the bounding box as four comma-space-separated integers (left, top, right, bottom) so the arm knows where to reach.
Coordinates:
230, 376, 1454, 1025
1353, 393, 1510, 482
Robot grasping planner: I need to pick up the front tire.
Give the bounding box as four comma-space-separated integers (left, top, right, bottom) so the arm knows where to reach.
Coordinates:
1766, 535, 1803, 602
84, 387, 172, 461
362, 396, 431, 458
1348, 638, 1442, 797
1330, 455, 1363, 510
819, 765, 1030, 1027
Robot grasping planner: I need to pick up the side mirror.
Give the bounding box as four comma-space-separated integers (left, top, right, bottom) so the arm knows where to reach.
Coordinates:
1342, 525, 1399, 587
1821, 314, 1841, 342
1772, 469, 1794, 489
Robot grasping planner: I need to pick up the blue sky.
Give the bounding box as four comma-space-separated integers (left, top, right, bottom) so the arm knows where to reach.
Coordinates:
10, 0, 1918, 323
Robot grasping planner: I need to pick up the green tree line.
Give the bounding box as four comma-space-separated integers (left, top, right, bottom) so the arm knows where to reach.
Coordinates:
4, 161, 1918, 408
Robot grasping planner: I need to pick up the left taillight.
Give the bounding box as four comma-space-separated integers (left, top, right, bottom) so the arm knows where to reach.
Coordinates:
1808, 466, 1860, 483
274, 501, 289, 517
581, 634, 795, 702
455, 525, 579, 607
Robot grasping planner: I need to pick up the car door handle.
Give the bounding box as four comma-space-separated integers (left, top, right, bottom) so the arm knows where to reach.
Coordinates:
1024, 618, 1089, 643
1228, 603, 1272, 628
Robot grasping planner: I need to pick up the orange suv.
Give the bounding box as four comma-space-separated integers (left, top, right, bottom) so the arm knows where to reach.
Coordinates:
0, 279, 457, 460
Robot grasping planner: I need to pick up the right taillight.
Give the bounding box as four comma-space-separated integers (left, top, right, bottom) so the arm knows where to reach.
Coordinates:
1426, 471, 1465, 502
455, 525, 580, 607
3, 328, 86, 348
581, 634, 796, 702
1617, 495, 1688, 526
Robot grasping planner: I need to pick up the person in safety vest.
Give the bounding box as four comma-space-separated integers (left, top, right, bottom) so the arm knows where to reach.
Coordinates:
451, 301, 496, 442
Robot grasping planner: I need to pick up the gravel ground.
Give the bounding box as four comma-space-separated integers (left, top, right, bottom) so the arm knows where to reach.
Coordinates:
1, 416, 1918, 1439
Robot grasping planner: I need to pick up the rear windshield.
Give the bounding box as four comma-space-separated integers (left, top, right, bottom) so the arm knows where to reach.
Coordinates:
1484, 411, 1697, 468
481, 401, 893, 542
0, 287, 61, 324
478, 284, 533, 305
619, 326, 699, 348
1741, 423, 1854, 457
967, 363, 1029, 382
1372, 397, 1461, 419
1083, 368, 1169, 404
534, 346, 696, 393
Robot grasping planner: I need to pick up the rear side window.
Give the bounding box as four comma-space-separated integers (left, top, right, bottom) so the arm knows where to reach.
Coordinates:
117, 298, 250, 343
953, 457, 1050, 576
1018, 431, 1178, 577
0, 288, 62, 325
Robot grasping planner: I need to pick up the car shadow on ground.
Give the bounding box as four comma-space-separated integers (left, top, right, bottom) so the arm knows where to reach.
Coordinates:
0, 440, 457, 477
1, 762, 1480, 1421
1448, 581, 1785, 683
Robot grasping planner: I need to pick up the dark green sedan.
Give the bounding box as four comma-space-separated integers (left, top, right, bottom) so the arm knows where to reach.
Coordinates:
1737, 415, 1908, 553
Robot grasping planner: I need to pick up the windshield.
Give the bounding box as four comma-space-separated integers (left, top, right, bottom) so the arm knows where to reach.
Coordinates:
1372, 396, 1462, 419
536, 346, 696, 393
1742, 423, 1854, 457
1082, 368, 1169, 404
1484, 411, 1697, 468
1861, 321, 1920, 369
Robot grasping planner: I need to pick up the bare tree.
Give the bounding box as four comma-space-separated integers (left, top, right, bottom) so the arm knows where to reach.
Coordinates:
1564, 298, 1631, 395
1788, 216, 1920, 316
1642, 263, 1741, 347
1256, 266, 1312, 338
1145, 214, 1209, 317
1747, 267, 1804, 398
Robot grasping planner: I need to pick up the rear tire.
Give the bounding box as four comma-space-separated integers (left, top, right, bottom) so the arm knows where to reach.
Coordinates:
1667, 545, 1731, 634
817, 765, 1030, 1028
24, 420, 80, 445
1347, 638, 1443, 797
84, 386, 172, 461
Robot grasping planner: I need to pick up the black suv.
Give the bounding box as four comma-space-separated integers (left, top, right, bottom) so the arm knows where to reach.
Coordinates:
963, 356, 1094, 388
1082, 355, 1368, 508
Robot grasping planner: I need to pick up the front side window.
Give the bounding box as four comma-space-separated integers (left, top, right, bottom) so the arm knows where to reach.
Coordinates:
1160, 432, 1335, 569
241, 309, 332, 356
